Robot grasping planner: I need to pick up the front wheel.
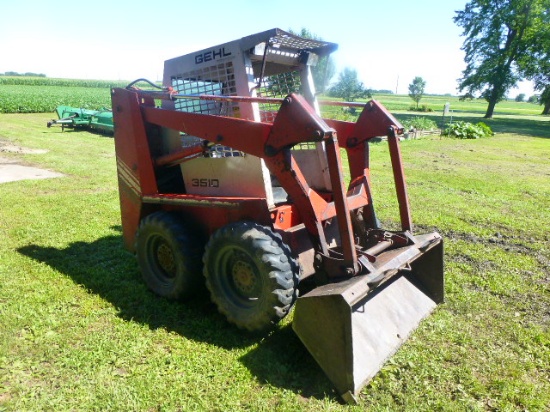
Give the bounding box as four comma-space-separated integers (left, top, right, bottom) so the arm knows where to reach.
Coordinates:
203, 222, 299, 332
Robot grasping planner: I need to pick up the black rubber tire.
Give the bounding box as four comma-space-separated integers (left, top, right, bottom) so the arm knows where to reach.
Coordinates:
135, 211, 203, 300
203, 221, 299, 332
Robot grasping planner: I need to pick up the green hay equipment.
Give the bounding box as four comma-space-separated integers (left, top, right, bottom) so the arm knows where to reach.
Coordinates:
47, 105, 113, 134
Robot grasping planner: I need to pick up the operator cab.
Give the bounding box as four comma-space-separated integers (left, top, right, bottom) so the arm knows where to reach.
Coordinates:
160, 28, 338, 206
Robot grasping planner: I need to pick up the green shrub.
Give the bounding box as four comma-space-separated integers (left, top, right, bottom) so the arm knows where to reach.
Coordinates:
408, 104, 433, 112
475, 121, 495, 137
323, 106, 360, 121
443, 121, 494, 139
401, 116, 438, 131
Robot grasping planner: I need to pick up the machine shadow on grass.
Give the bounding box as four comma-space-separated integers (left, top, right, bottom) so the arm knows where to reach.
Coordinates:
17, 228, 335, 401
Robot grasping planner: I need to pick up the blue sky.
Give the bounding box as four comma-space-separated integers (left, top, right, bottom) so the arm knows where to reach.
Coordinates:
0, 0, 534, 96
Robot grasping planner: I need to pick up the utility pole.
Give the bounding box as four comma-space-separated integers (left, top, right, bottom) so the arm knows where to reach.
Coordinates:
395, 75, 399, 94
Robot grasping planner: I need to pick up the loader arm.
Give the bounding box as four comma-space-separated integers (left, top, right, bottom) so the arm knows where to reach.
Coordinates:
325, 100, 411, 231
156, 92, 398, 278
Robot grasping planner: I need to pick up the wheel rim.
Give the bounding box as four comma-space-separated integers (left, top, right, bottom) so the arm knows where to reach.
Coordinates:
217, 247, 263, 308
148, 235, 176, 280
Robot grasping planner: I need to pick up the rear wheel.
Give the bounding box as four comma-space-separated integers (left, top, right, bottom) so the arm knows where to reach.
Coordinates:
135, 211, 203, 300
203, 221, 299, 332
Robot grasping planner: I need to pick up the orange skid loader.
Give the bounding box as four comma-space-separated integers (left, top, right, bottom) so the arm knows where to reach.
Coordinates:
111, 28, 443, 403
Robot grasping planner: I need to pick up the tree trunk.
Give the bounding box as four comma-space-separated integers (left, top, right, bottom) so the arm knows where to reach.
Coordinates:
484, 99, 497, 118
539, 86, 550, 115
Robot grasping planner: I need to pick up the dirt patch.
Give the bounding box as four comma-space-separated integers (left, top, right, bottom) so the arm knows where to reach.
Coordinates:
0, 143, 48, 155
0, 141, 64, 184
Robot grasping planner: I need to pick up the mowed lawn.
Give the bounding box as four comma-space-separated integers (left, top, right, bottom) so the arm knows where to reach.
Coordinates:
0, 105, 549, 411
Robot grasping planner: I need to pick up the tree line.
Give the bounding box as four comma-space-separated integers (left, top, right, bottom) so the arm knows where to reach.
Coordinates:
1, 71, 46, 77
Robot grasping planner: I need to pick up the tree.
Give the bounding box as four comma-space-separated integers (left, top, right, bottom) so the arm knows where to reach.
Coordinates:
528, 94, 539, 103
289, 28, 336, 93
515, 93, 526, 102
327, 68, 371, 102
408, 76, 426, 108
539, 86, 550, 114
454, 0, 543, 118
516, 1, 550, 114
264, 28, 336, 98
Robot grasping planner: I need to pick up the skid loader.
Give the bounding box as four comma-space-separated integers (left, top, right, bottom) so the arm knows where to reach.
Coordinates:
111, 28, 444, 403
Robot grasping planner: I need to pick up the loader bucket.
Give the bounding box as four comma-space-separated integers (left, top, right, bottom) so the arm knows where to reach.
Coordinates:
292, 234, 443, 404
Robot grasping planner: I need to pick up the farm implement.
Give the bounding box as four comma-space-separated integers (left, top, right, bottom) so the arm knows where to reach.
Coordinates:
111, 28, 444, 403
47, 105, 113, 133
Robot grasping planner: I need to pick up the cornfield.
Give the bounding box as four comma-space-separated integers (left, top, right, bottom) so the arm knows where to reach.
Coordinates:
0, 76, 128, 88
0, 76, 129, 113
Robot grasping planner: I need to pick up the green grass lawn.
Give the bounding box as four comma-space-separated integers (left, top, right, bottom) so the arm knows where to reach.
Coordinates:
0, 108, 549, 411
